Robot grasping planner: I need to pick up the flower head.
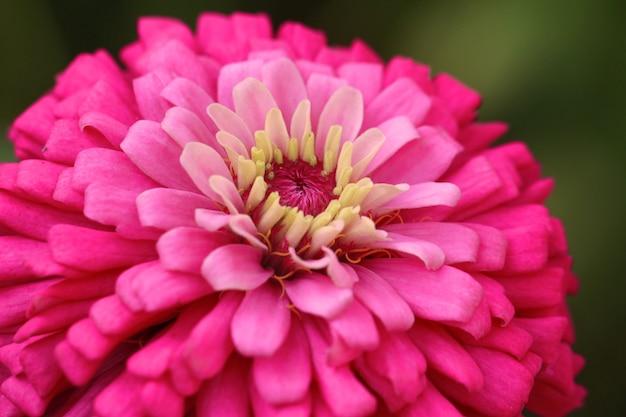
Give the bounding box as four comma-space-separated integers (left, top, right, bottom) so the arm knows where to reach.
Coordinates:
1, 12, 584, 417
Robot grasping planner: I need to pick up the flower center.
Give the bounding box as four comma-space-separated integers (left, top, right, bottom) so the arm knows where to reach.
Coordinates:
265, 160, 336, 217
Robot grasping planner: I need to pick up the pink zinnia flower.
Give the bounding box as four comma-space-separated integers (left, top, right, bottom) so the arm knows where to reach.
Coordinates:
1, 12, 585, 417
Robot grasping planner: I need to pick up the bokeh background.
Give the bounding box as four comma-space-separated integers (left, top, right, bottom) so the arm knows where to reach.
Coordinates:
1, 1, 624, 416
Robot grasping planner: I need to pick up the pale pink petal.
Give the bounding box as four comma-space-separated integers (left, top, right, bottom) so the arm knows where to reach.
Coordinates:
379, 182, 461, 211
208, 175, 245, 214
120, 120, 198, 192
201, 244, 272, 291
351, 265, 415, 332
160, 77, 217, 134
231, 283, 291, 357
306, 73, 347, 128
161, 106, 218, 151
216, 59, 264, 110
261, 58, 308, 123
233, 77, 278, 132
362, 258, 483, 323
284, 272, 353, 319
180, 141, 232, 200
316, 86, 364, 158
252, 320, 311, 404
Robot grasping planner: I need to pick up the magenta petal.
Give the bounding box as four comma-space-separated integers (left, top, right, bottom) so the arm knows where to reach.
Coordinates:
141, 379, 185, 417
196, 356, 250, 417
93, 372, 145, 417
252, 320, 311, 404
48, 224, 157, 272
352, 265, 414, 332
327, 300, 379, 365
284, 272, 353, 319
304, 319, 377, 417
251, 386, 312, 417
201, 244, 272, 291
133, 69, 175, 121
364, 77, 431, 128
408, 321, 484, 391
181, 291, 242, 380
231, 283, 291, 357
399, 383, 465, 417
362, 258, 483, 323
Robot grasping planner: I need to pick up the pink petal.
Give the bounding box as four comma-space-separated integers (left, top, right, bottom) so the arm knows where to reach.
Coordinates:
457, 223, 507, 271
0, 236, 49, 281
157, 227, 236, 274
127, 302, 210, 379
514, 317, 569, 366
79, 111, 129, 148
136, 187, 215, 230
179, 141, 232, 201
376, 233, 445, 270
48, 224, 157, 272
161, 106, 218, 151
208, 175, 245, 214
351, 265, 414, 332
284, 272, 353, 319
252, 320, 311, 404
233, 77, 278, 133
160, 77, 217, 135
201, 244, 272, 291
277, 22, 326, 60
120, 120, 198, 192
251, 387, 312, 417
304, 319, 377, 417
363, 77, 431, 128
0, 376, 47, 417
141, 379, 185, 417
93, 372, 145, 417
15, 298, 93, 342
432, 346, 535, 417
370, 126, 462, 185
382, 222, 480, 265
327, 300, 379, 365
216, 60, 264, 110
399, 383, 464, 417
362, 258, 483, 323
316, 86, 363, 158
180, 291, 242, 379
497, 267, 565, 310
231, 283, 291, 357
408, 321, 483, 392
337, 63, 383, 105
366, 116, 418, 174
261, 58, 308, 123
355, 332, 426, 412
306, 73, 347, 129
379, 182, 461, 212
196, 356, 250, 417
72, 148, 158, 193
133, 69, 175, 121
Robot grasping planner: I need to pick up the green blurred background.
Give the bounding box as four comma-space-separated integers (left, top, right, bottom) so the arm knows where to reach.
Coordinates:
1, 1, 624, 416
